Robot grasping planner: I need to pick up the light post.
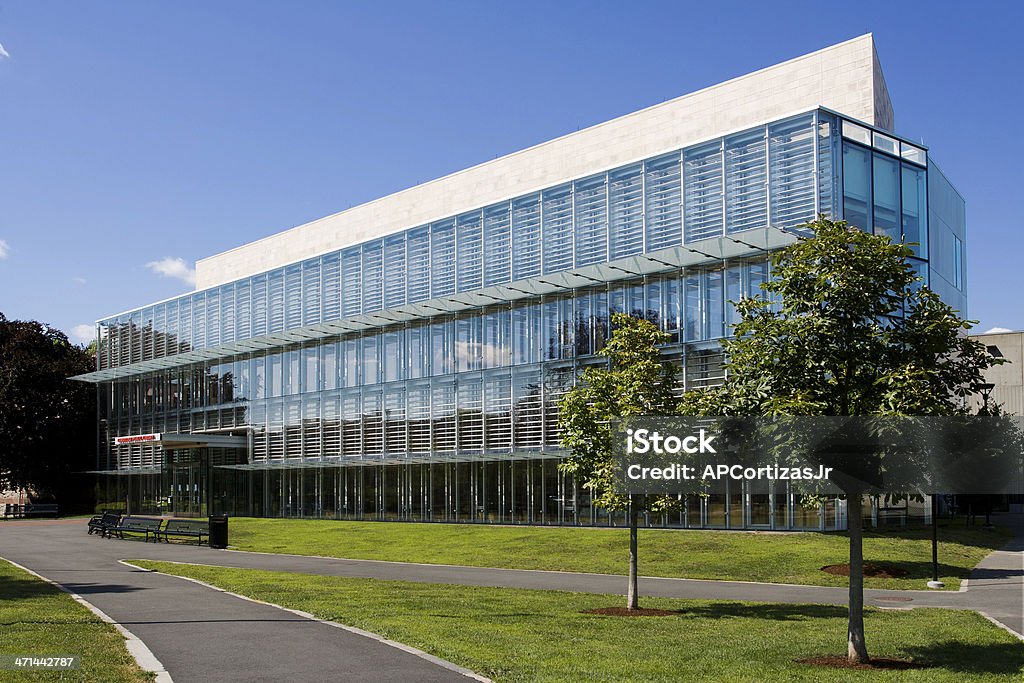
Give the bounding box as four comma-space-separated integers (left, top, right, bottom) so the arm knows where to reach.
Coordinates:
928, 381, 999, 588
974, 383, 996, 529
927, 493, 943, 589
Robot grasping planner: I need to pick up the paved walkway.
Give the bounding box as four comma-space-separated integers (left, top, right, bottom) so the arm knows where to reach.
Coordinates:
1, 517, 1020, 681
0, 520, 476, 683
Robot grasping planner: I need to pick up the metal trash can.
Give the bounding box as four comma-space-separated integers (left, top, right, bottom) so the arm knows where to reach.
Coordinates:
209, 514, 228, 549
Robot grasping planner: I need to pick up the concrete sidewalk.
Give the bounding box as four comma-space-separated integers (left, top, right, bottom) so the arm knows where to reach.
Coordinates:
0, 520, 479, 683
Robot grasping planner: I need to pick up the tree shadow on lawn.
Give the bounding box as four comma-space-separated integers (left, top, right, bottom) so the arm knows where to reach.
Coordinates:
902, 641, 1024, 675
672, 601, 848, 622
857, 524, 1012, 551
0, 573, 62, 601
852, 560, 984, 583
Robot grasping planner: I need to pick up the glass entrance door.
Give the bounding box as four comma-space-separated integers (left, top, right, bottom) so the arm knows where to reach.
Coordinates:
171, 461, 203, 517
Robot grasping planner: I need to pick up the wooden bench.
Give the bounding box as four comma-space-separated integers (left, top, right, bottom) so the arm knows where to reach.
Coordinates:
157, 519, 209, 545
106, 516, 164, 542
87, 511, 122, 535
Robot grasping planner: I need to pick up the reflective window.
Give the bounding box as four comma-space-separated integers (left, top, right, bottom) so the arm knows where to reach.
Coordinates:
684, 272, 701, 341
384, 235, 406, 309
301, 260, 320, 326
900, 142, 926, 166
406, 226, 430, 303
483, 204, 511, 287
456, 211, 483, 293
321, 342, 338, 391
817, 114, 838, 219
704, 269, 724, 339
769, 114, 816, 228
362, 240, 383, 313
341, 339, 359, 388
842, 143, 871, 231
574, 175, 607, 267
684, 141, 723, 242
644, 153, 682, 251
381, 331, 403, 383
872, 132, 899, 156
361, 335, 379, 385
842, 120, 871, 145
511, 195, 541, 280
542, 185, 573, 274
407, 326, 428, 379
726, 264, 743, 330
609, 165, 644, 258
430, 220, 456, 297
302, 346, 319, 393
873, 154, 900, 243
341, 248, 361, 317
901, 165, 927, 257
322, 253, 341, 321
725, 129, 767, 234
953, 236, 963, 290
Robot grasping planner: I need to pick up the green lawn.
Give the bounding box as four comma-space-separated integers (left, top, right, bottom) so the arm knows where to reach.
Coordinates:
227, 517, 1009, 590
0, 559, 153, 682
132, 560, 1023, 682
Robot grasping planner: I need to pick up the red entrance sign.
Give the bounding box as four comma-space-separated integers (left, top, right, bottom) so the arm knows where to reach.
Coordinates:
114, 433, 161, 445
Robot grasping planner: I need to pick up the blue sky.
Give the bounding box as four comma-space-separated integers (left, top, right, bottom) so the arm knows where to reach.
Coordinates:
0, 1, 1021, 344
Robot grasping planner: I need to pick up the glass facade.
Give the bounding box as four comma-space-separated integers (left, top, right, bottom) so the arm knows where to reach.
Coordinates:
85, 108, 963, 530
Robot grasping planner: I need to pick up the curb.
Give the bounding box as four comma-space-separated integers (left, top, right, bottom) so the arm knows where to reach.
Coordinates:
1, 556, 173, 682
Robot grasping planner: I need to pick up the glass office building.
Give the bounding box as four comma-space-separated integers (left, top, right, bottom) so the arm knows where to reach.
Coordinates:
76, 37, 966, 529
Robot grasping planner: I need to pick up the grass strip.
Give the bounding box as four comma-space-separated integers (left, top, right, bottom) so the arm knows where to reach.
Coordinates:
228, 517, 1008, 590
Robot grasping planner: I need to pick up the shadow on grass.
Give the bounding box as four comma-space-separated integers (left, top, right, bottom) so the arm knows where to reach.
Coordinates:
585, 602, 850, 622
853, 560, 981, 582
903, 641, 1024, 675
0, 573, 61, 601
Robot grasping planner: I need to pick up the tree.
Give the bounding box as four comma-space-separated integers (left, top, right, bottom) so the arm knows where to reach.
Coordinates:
0, 313, 95, 505
558, 313, 678, 610
679, 218, 998, 663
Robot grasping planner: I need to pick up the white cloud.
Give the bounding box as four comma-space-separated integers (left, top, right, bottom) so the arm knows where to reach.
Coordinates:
983, 327, 1014, 335
72, 276, 87, 285
70, 324, 95, 345
0, 239, 8, 259
146, 256, 196, 286
0, 42, 9, 59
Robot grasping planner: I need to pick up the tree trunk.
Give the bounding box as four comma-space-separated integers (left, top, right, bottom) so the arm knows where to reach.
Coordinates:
846, 492, 869, 664
627, 496, 639, 610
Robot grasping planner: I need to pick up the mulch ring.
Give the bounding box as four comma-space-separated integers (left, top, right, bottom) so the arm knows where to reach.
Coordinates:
821, 562, 909, 579
581, 607, 684, 617
797, 656, 926, 670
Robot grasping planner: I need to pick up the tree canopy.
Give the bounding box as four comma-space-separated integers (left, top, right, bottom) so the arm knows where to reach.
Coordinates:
558, 313, 679, 610
678, 217, 1000, 663
0, 313, 95, 503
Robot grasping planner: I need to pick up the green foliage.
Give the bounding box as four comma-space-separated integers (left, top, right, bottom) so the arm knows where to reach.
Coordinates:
0, 313, 95, 499
557, 314, 677, 511
680, 217, 999, 422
